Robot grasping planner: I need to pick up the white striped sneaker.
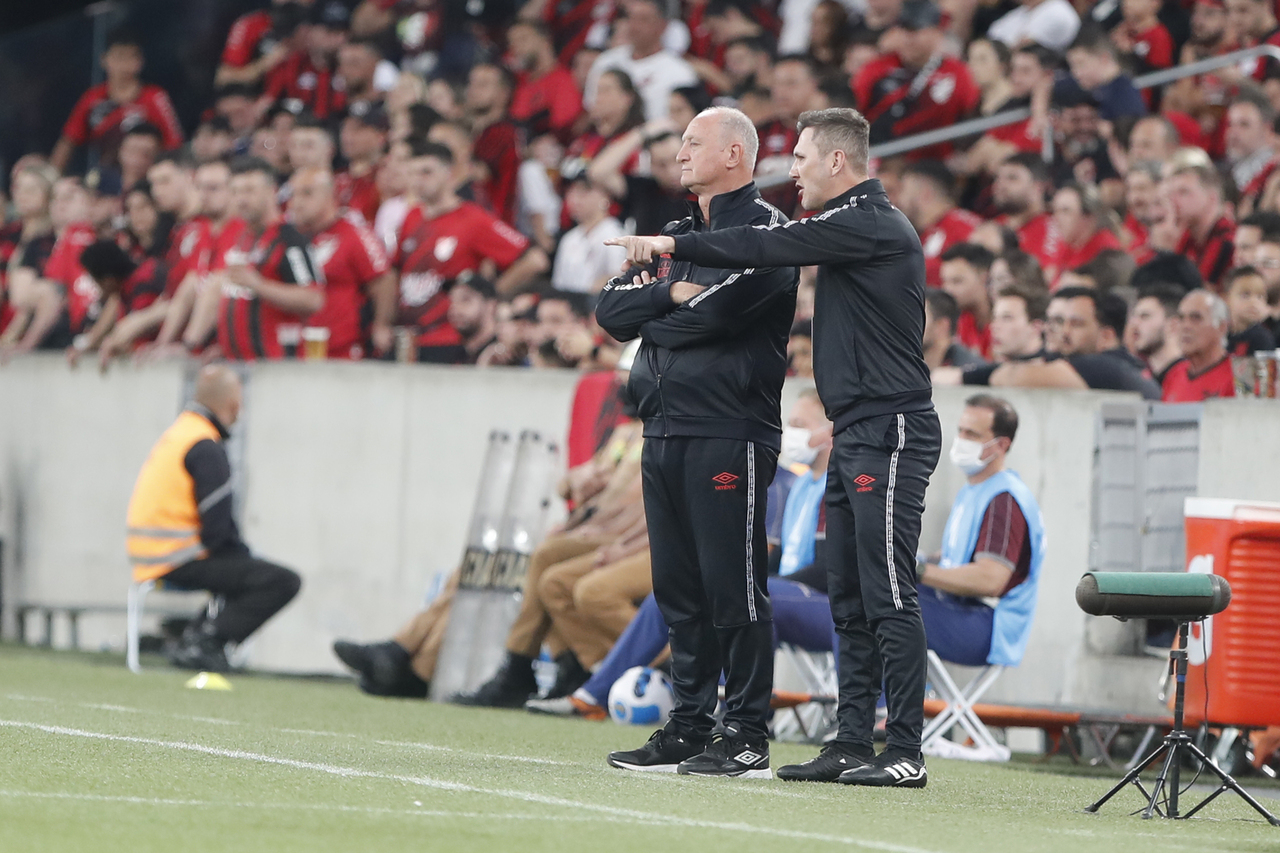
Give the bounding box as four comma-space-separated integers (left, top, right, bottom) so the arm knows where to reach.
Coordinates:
837, 753, 927, 788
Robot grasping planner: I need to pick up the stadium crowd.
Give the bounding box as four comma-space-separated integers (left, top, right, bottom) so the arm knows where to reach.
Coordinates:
1, 0, 1279, 401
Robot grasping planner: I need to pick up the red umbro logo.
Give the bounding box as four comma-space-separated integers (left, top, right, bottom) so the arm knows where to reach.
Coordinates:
713, 472, 739, 491
855, 474, 876, 493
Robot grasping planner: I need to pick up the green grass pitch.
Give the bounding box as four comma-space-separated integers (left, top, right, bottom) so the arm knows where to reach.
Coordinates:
1, 644, 1276, 853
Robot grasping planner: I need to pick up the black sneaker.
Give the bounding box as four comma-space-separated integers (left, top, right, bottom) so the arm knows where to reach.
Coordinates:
777, 742, 873, 782
168, 624, 229, 673
334, 640, 427, 697
838, 752, 927, 788
677, 725, 772, 780
607, 726, 708, 773
450, 654, 537, 707
543, 651, 591, 700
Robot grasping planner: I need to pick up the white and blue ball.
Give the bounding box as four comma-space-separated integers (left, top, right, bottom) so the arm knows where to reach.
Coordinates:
607, 666, 674, 725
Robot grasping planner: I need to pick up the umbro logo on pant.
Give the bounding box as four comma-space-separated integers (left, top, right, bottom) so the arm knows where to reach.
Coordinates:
712, 472, 739, 491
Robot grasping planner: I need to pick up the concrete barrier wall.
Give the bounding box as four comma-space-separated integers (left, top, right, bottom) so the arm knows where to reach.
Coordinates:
5, 357, 1274, 711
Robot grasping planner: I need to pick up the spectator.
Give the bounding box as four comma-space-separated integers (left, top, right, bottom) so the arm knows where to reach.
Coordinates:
1125, 282, 1184, 384
589, 121, 689, 238
1163, 289, 1235, 401
1167, 162, 1236, 290
967, 38, 1016, 118
1233, 210, 1280, 266
989, 286, 1161, 397
1122, 160, 1163, 251
989, 248, 1048, 299
716, 35, 775, 97
393, 140, 548, 362
1126, 114, 1181, 166
336, 102, 389, 224
1045, 182, 1121, 286
550, 176, 628, 295
986, 286, 1049, 365
51, 28, 184, 173
516, 134, 564, 253
1131, 251, 1206, 295
788, 318, 814, 378
1227, 0, 1280, 82
119, 180, 173, 261
336, 38, 393, 109
290, 166, 395, 359
1111, 0, 1175, 74
0, 167, 67, 356
690, 0, 769, 90
992, 153, 1058, 269
960, 44, 1057, 175
477, 292, 537, 367
1222, 265, 1278, 354
466, 62, 523, 225
190, 116, 235, 165
668, 86, 713, 135
898, 160, 983, 286
427, 120, 480, 197
215, 0, 311, 89
443, 272, 500, 365
853, 1, 980, 155
31, 178, 99, 354
562, 69, 647, 180
147, 154, 215, 308
426, 78, 466, 122
1050, 87, 1120, 189
987, 0, 1081, 53
530, 289, 598, 369
809, 0, 852, 71
1061, 26, 1146, 121
127, 365, 301, 672
584, 0, 698, 121
67, 239, 169, 370
1225, 88, 1279, 217
507, 19, 584, 141
940, 243, 996, 358
757, 55, 825, 212
846, 0, 905, 45
215, 84, 264, 148
288, 115, 337, 175
924, 288, 987, 369
263, 0, 349, 122
197, 157, 324, 360
117, 124, 164, 194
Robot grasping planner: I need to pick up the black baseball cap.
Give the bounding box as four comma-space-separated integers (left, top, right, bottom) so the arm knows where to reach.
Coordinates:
346, 100, 389, 131
898, 0, 941, 31
312, 0, 351, 30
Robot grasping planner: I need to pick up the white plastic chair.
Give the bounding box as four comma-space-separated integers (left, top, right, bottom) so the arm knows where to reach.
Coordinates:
922, 650, 1011, 761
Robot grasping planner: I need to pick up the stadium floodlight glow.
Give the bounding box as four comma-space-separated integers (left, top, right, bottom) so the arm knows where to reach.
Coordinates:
1077, 572, 1279, 826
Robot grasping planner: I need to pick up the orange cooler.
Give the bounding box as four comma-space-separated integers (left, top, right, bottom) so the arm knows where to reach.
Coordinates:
1182, 497, 1280, 727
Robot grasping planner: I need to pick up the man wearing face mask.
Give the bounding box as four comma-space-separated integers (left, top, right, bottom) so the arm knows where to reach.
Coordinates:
916, 395, 1044, 670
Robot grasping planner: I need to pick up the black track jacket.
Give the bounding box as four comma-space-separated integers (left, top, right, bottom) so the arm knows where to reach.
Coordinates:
670, 179, 933, 433
595, 182, 798, 450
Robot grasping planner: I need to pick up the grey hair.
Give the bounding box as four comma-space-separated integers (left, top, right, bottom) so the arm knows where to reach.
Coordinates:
796, 108, 870, 174
1197, 289, 1230, 328
697, 106, 759, 170
1127, 160, 1164, 183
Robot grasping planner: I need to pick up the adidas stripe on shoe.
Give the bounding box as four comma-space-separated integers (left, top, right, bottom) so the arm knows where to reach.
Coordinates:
838, 753, 927, 788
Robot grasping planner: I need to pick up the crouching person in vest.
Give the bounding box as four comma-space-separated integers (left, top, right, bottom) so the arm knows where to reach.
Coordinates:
126, 365, 301, 671
916, 394, 1045, 669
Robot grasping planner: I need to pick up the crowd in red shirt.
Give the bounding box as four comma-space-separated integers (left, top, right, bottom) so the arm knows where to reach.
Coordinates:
0, 0, 1277, 399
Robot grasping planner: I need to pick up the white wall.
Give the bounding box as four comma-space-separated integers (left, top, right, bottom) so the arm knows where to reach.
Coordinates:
2, 357, 1272, 713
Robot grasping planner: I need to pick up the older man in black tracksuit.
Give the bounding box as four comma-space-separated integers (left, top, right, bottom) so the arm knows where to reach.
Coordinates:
596, 107, 797, 780
609, 108, 942, 788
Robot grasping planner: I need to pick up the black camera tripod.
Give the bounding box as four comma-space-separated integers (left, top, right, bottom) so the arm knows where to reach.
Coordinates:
1085, 621, 1280, 824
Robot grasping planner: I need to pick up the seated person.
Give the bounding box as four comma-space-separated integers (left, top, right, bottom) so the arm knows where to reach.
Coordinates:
126, 365, 301, 671
1162, 289, 1235, 402
916, 395, 1045, 669
1223, 266, 1277, 355
528, 389, 839, 719
331, 407, 643, 698
924, 289, 986, 371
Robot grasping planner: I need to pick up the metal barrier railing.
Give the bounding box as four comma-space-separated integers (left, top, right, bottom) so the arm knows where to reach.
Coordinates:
756, 44, 1280, 187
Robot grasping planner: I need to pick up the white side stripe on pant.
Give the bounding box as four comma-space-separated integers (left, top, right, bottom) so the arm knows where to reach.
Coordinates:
745, 442, 758, 622
885, 414, 906, 610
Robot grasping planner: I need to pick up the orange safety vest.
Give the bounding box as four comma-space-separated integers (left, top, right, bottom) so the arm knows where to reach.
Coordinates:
126, 410, 222, 582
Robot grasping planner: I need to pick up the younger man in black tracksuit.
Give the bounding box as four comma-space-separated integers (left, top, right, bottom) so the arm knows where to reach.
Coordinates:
596, 107, 798, 779
609, 108, 942, 788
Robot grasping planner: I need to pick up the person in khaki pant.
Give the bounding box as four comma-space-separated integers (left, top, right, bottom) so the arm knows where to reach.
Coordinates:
332, 419, 644, 699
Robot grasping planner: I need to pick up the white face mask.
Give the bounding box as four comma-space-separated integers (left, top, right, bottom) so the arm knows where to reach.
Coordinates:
781, 426, 819, 466
949, 436, 997, 477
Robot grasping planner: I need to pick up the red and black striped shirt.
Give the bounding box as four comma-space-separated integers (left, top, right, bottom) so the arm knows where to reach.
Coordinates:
1175, 215, 1235, 291
216, 220, 320, 361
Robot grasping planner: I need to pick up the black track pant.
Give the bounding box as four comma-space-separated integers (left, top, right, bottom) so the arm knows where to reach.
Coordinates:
165, 554, 302, 643
825, 410, 941, 758
643, 437, 777, 743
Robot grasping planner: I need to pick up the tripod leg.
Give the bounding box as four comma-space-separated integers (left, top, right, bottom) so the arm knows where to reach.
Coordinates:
1086, 742, 1170, 813
1142, 743, 1179, 820
1181, 744, 1280, 825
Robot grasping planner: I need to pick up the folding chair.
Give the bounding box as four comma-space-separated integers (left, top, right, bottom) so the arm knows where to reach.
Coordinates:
922, 649, 1011, 761
773, 644, 839, 743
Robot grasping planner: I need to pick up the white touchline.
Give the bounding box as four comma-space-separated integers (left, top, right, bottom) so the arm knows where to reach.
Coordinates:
0, 719, 939, 853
